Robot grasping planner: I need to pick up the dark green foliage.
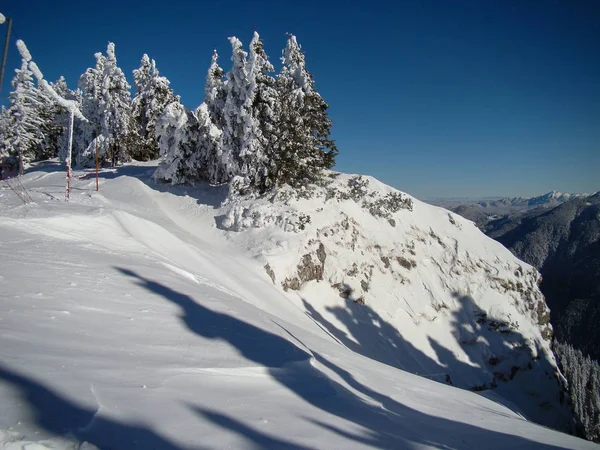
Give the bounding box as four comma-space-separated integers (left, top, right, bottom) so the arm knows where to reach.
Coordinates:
271, 35, 337, 188
554, 341, 600, 442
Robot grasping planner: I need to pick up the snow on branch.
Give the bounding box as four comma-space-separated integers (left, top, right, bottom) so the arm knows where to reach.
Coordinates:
15, 39, 87, 122
29, 61, 44, 80
16, 40, 32, 62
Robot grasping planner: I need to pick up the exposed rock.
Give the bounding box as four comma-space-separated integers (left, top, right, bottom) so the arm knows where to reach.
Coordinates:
264, 263, 276, 284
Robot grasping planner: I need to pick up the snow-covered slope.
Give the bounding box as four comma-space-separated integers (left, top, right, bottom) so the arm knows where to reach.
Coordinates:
220, 173, 570, 427
0, 162, 595, 449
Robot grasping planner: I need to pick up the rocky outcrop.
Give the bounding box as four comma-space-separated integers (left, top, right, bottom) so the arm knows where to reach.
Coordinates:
220, 171, 572, 432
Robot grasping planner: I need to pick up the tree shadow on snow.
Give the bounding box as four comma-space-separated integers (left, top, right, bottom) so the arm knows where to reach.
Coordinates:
116, 267, 570, 450
301, 296, 461, 384
445, 292, 572, 431
191, 407, 312, 450
0, 364, 188, 450
303, 290, 571, 431
24, 159, 65, 175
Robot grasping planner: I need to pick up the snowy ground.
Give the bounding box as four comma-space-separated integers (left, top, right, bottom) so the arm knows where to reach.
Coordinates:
0, 161, 596, 449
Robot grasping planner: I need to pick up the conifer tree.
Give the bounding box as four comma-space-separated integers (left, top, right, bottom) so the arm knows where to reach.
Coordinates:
78, 51, 105, 156
102, 42, 132, 165
77, 43, 132, 167
273, 34, 337, 187
222, 37, 251, 179
35, 77, 67, 160
131, 54, 179, 161
205, 49, 226, 130
4, 58, 45, 174
0, 106, 13, 160
153, 100, 223, 185
555, 341, 600, 442
243, 31, 278, 192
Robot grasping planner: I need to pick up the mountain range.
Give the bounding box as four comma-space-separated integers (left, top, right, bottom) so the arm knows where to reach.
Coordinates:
484, 193, 600, 361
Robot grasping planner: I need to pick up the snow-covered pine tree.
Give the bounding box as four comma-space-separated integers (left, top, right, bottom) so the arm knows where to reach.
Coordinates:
222, 37, 251, 181
153, 101, 196, 184
243, 31, 278, 192
273, 34, 337, 187
204, 49, 227, 130
131, 54, 179, 161
0, 106, 13, 159
4, 58, 46, 174
101, 42, 133, 166
153, 100, 223, 185
49, 77, 70, 161
193, 102, 225, 183
77, 43, 133, 167
35, 77, 67, 161
77, 51, 106, 164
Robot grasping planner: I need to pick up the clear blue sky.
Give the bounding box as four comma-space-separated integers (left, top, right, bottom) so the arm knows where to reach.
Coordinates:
1, 0, 598, 199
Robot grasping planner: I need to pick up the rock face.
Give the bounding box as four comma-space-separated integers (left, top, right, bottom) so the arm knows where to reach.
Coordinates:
486, 193, 600, 361
220, 172, 575, 432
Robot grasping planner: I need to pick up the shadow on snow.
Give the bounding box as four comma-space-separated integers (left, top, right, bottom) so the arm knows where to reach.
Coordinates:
0, 364, 188, 450
0, 268, 572, 449
112, 267, 567, 449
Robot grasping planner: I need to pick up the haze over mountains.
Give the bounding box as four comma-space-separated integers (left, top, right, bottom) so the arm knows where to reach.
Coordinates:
430, 191, 595, 228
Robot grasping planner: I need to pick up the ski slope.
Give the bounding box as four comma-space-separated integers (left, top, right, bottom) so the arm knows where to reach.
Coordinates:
0, 161, 596, 449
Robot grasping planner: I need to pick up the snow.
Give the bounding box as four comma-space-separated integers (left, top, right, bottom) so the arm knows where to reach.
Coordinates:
0, 161, 597, 449
28, 61, 44, 81
15, 40, 32, 63
15, 39, 86, 122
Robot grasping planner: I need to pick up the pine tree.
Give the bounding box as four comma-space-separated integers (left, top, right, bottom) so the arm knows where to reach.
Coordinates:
193, 102, 225, 184
222, 37, 251, 180
131, 54, 179, 161
4, 58, 46, 174
205, 49, 227, 130
554, 341, 600, 442
77, 51, 105, 164
243, 31, 278, 192
0, 106, 13, 159
153, 100, 223, 185
273, 34, 337, 187
77, 43, 132, 167
35, 77, 67, 161
102, 42, 133, 165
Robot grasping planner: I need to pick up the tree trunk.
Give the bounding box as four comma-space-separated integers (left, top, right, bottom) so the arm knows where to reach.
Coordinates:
18, 148, 24, 176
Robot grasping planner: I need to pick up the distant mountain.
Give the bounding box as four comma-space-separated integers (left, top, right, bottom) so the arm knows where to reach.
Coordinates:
431, 191, 594, 229
485, 193, 600, 361
478, 191, 590, 210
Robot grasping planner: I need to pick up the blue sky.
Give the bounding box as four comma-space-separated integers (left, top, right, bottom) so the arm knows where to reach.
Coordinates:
1, 0, 598, 198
